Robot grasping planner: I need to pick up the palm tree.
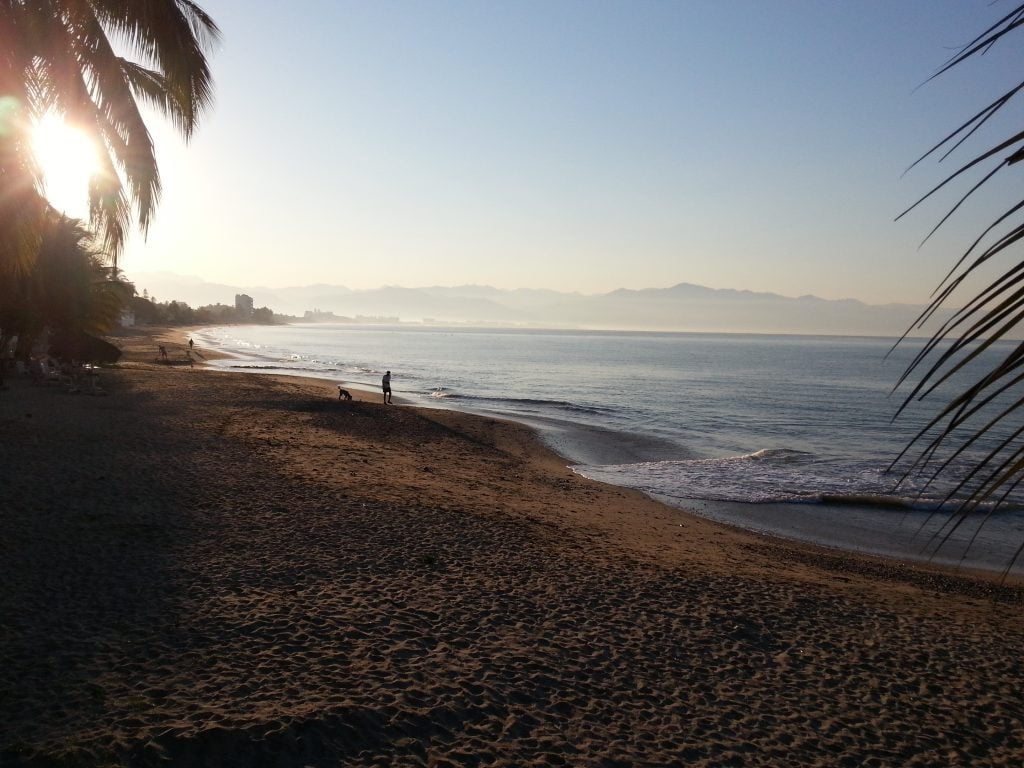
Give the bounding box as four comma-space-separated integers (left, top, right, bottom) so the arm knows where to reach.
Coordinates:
894, 5, 1024, 543
0, 0, 219, 273
0, 11, 47, 276
0, 212, 132, 359
38, 215, 132, 338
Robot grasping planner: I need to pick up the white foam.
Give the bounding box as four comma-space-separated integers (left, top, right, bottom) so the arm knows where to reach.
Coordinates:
574, 452, 975, 509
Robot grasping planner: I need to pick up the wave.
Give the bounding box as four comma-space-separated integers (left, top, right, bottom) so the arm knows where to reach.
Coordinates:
574, 452, 1024, 513
425, 391, 613, 416
513, 397, 615, 415
815, 493, 914, 510
226, 364, 329, 373
743, 448, 814, 463
228, 364, 292, 370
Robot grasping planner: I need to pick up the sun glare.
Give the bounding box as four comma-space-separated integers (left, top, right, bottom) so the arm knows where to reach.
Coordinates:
32, 113, 99, 220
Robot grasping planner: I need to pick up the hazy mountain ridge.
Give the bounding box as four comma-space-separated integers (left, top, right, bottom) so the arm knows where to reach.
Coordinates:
128, 271, 946, 337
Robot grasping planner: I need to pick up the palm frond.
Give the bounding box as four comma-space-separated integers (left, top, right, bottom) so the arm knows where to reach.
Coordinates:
0, 4, 46, 274
926, 6, 1024, 84
70, 5, 164, 236
904, 82, 1024, 176
88, 0, 220, 136
897, 6, 1024, 557
0, 0, 218, 264
896, 129, 1024, 235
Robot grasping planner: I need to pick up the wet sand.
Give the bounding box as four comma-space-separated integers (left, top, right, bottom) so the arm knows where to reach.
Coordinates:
678, 496, 1024, 578
1, 328, 1022, 766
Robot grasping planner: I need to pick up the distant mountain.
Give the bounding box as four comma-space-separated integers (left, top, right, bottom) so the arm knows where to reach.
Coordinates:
126, 271, 946, 337
540, 283, 931, 337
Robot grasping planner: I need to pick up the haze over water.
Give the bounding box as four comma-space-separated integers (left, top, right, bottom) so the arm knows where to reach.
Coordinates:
197, 324, 1024, 575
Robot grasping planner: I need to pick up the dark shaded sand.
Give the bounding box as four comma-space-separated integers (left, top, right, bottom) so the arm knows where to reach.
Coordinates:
2, 329, 1023, 767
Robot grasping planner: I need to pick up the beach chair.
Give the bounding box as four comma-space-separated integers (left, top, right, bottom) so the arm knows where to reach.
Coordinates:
83, 365, 106, 395
43, 359, 63, 386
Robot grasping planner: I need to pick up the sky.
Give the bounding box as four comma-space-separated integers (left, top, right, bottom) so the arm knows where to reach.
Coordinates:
62, 1, 1024, 305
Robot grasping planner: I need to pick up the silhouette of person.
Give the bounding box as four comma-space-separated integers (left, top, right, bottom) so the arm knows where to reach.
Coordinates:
188, 337, 194, 350
158, 344, 168, 361
382, 370, 392, 404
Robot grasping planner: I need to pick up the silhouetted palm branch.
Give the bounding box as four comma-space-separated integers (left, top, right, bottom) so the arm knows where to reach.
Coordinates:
893, 3, 1024, 571
0, 6, 46, 274
0, 0, 219, 268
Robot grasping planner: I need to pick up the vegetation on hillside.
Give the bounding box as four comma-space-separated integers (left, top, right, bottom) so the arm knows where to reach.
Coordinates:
129, 293, 278, 327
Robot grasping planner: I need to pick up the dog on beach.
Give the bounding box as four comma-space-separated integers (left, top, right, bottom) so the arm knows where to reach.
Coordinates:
338, 386, 353, 401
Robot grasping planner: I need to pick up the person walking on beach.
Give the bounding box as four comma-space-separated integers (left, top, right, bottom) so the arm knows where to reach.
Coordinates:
382, 370, 392, 404
188, 337, 194, 351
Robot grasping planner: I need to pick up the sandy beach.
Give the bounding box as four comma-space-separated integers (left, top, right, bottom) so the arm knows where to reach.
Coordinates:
1, 328, 1023, 767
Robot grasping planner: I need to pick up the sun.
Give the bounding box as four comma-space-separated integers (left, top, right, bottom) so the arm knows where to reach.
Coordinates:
32, 112, 100, 220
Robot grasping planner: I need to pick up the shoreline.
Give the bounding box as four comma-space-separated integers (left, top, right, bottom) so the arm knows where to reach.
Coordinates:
4, 326, 1020, 764
192, 323, 1024, 577
59, 326, 1024, 591
99, 326, 1024, 591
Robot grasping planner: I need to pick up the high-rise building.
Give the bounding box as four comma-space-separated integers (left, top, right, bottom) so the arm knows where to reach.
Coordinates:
235, 293, 254, 315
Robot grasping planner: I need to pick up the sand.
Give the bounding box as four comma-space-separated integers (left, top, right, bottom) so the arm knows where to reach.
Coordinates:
1, 327, 1023, 767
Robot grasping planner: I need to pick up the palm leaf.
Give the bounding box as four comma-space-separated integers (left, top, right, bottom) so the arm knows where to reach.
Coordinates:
897, 3, 1024, 543
895, 0, 1024, 568
0, 0, 219, 264
89, 0, 220, 136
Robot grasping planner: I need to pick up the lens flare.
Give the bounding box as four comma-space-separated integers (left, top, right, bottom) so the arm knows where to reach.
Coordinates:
0, 96, 21, 137
32, 113, 99, 219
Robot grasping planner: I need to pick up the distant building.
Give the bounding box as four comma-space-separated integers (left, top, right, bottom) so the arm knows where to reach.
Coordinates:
235, 293, 254, 315
303, 309, 345, 322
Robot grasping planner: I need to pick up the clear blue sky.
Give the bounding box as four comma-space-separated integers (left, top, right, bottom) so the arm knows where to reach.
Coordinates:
116, 1, 1024, 304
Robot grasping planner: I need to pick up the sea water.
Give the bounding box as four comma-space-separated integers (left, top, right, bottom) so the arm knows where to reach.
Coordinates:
195, 324, 1024, 574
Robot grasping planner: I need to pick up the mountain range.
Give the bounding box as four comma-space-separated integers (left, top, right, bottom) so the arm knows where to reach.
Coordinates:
128, 271, 948, 338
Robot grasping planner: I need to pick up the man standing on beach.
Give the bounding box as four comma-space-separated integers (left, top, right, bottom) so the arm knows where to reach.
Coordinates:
382, 370, 392, 404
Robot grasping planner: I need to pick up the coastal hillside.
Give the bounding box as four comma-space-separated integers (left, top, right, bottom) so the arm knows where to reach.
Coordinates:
128, 272, 948, 337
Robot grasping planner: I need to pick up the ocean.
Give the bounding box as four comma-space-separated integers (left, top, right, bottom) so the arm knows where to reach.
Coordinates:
195, 324, 1024, 575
